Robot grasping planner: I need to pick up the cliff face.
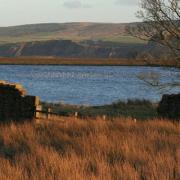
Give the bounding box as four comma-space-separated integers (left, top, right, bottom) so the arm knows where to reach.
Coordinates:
0, 40, 145, 58
0, 39, 174, 59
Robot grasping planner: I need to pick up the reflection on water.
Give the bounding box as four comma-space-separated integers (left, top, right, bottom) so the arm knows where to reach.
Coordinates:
0, 65, 179, 105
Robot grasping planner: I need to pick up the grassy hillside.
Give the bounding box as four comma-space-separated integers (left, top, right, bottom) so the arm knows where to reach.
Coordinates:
0, 118, 179, 179
0, 23, 146, 44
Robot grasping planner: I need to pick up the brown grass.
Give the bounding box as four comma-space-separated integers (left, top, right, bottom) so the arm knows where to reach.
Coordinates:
0, 57, 178, 67
0, 117, 179, 179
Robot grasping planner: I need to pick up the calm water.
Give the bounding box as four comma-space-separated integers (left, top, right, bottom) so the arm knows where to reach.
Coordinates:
0, 65, 179, 105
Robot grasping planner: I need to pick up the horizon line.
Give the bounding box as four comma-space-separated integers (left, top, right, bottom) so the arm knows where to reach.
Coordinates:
0, 21, 141, 28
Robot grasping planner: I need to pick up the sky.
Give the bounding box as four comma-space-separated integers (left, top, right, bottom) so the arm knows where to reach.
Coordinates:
0, 0, 140, 26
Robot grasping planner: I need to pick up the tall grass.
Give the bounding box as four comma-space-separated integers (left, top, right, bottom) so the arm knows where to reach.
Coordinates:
0, 117, 179, 179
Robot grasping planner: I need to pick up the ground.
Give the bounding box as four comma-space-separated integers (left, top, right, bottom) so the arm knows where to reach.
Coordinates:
0, 117, 179, 179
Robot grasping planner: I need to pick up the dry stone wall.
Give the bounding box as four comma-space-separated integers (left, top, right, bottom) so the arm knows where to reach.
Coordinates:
0, 81, 41, 121
158, 93, 180, 120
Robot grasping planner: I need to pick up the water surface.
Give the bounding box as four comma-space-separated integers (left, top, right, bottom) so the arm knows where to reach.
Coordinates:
0, 65, 179, 105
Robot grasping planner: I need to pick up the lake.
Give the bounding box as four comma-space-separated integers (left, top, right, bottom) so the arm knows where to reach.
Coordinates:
0, 65, 179, 105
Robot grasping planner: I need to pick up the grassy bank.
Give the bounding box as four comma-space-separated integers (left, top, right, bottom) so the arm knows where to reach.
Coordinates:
0, 57, 178, 67
42, 100, 158, 120
0, 118, 179, 179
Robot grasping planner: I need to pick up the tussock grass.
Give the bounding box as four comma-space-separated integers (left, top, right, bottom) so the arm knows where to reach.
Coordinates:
0, 117, 179, 179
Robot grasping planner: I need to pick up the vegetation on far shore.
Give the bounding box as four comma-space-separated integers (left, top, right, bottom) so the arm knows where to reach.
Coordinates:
42, 100, 158, 120
0, 57, 179, 67
0, 118, 179, 179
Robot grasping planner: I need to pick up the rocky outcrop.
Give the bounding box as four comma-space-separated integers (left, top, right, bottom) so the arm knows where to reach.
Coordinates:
0, 39, 174, 59
158, 93, 180, 120
0, 40, 145, 58
0, 81, 41, 121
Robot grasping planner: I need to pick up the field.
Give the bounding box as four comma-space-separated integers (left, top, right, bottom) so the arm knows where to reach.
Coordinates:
0, 117, 179, 179
0, 57, 178, 67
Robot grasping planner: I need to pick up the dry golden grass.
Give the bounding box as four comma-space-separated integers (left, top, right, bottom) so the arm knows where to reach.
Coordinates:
0, 117, 179, 180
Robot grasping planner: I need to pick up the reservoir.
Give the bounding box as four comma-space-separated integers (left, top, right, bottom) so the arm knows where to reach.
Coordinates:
0, 65, 179, 105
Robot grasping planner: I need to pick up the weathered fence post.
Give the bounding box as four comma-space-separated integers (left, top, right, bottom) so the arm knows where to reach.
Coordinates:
35, 105, 42, 119
102, 115, 106, 120
47, 108, 51, 119
75, 112, 78, 118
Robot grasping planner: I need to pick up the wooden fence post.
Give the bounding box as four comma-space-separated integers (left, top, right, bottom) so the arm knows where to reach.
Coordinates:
47, 108, 51, 119
75, 112, 78, 118
103, 115, 106, 120
35, 105, 42, 119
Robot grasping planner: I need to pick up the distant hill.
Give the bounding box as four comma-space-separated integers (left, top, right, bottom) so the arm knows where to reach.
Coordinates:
0, 22, 145, 44
0, 40, 146, 58
0, 23, 175, 59
0, 39, 173, 59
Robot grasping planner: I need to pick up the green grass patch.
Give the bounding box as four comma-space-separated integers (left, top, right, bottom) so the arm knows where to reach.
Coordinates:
98, 35, 147, 44
41, 99, 158, 120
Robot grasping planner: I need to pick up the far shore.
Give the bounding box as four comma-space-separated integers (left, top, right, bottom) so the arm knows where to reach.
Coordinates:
41, 100, 158, 120
0, 57, 179, 67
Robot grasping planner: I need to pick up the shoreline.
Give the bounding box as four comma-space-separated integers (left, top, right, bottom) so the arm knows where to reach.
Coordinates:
0, 57, 178, 67
0, 64, 177, 68
41, 100, 158, 120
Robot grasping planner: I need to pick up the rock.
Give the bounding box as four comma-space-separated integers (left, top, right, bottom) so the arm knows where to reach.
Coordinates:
158, 93, 180, 120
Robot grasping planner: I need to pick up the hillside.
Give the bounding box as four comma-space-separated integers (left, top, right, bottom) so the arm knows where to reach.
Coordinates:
0, 40, 146, 58
0, 23, 174, 59
0, 22, 145, 44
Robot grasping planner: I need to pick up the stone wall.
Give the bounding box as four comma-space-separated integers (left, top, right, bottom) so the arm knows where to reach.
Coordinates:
0, 81, 41, 121
158, 93, 180, 120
